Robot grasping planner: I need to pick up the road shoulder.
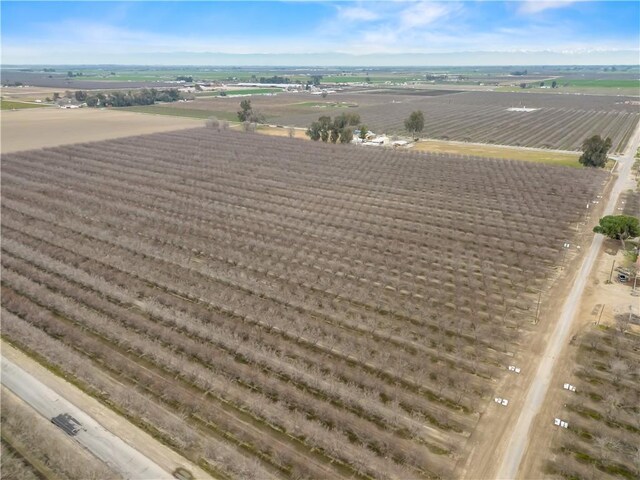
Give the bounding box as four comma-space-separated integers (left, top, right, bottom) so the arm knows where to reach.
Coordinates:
1, 340, 212, 480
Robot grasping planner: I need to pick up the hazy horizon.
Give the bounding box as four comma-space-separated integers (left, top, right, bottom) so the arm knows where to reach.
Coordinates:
2, 1, 639, 66
2, 50, 639, 68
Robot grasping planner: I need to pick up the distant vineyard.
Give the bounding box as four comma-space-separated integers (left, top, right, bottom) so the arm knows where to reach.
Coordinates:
1, 129, 606, 479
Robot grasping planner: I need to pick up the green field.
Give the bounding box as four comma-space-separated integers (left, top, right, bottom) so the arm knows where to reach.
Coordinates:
79, 69, 246, 82
556, 78, 640, 88
119, 105, 239, 121
196, 88, 283, 97
1, 100, 50, 110
321, 75, 421, 83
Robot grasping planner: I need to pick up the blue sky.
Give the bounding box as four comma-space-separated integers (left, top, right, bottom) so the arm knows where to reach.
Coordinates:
2, 1, 639, 64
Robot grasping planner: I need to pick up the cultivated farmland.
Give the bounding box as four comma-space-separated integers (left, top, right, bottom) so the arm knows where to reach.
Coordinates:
545, 325, 640, 479
155, 90, 640, 152
1, 128, 607, 479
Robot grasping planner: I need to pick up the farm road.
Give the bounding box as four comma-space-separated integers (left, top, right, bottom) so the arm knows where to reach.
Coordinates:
495, 122, 640, 479
1, 355, 174, 480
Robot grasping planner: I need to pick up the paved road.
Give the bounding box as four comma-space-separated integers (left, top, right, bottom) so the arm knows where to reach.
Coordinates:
1, 357, 173, 480
495, 124, 640, 479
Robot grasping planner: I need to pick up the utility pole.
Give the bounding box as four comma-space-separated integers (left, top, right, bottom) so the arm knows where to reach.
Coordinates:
608, 259, 616, 283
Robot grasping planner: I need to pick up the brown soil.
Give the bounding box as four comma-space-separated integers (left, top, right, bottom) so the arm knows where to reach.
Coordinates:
1, 108, 203, 154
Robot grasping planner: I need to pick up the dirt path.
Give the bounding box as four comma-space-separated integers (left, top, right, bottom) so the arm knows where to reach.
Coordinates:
0, 341, 213, 480
495, 121, 640, 479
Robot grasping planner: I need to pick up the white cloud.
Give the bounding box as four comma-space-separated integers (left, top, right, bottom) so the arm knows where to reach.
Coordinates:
336, 6, 380, 22
399, 2, 456, 29
518, 1, 581, 15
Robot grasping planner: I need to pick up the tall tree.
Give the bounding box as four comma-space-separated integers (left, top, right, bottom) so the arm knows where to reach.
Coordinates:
593, 215, 640, 249
237, 99, 264, 123
404, 111, 424, 141
306, 121, 322, 141
318, 116, 332, 142
237, 99, 253, 122
339, 128, 354, 144
579, 135, 612, 168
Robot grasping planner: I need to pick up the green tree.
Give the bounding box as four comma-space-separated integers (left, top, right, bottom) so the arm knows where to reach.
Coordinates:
236, 99, 264, 123
334, 112, 360, 128
593, 215, 640, 249
52, 92, 60, 101
74, 91, 87, 102
306, 121, 322, 141
306, 115, 355, 144
237, 99, 253, 122
551, 80, 558, 88
318, 116, 332, 142
359, 125, 368, 141
339, 128, 354, 144
404, 111, 424, 140
330, 123, 340, 143
579, 135, 612, 168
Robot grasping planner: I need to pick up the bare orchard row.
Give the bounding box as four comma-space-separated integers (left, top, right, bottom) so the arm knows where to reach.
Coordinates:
171, 90, 640, 151
545, 325, 640, 480
0, 128, 606, 479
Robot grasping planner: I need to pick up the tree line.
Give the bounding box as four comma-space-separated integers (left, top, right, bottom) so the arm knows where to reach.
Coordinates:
68, 88, 181, 107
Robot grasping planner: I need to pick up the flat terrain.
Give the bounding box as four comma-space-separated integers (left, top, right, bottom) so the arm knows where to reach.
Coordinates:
517, 244, 640, 480
253, 126, 582, 166
1, 108, 203, 153
514, 137, 640, 480
412, 140, 581, 167
1, 128, 606, 479
1, 100, 50, 110
2, 340, 215, 479
2, 356, 175, 479
132, 90, 640, 152
1, 386, 119, 480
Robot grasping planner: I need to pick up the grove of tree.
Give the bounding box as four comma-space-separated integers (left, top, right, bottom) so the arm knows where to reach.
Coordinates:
306, 113, 360, 144
73, 88, 181, 108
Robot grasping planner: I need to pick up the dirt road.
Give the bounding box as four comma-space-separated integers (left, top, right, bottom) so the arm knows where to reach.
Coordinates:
495, 123, 640, 479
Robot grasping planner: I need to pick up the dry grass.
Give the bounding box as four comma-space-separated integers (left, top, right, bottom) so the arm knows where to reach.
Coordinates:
413, 139, 581, 167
